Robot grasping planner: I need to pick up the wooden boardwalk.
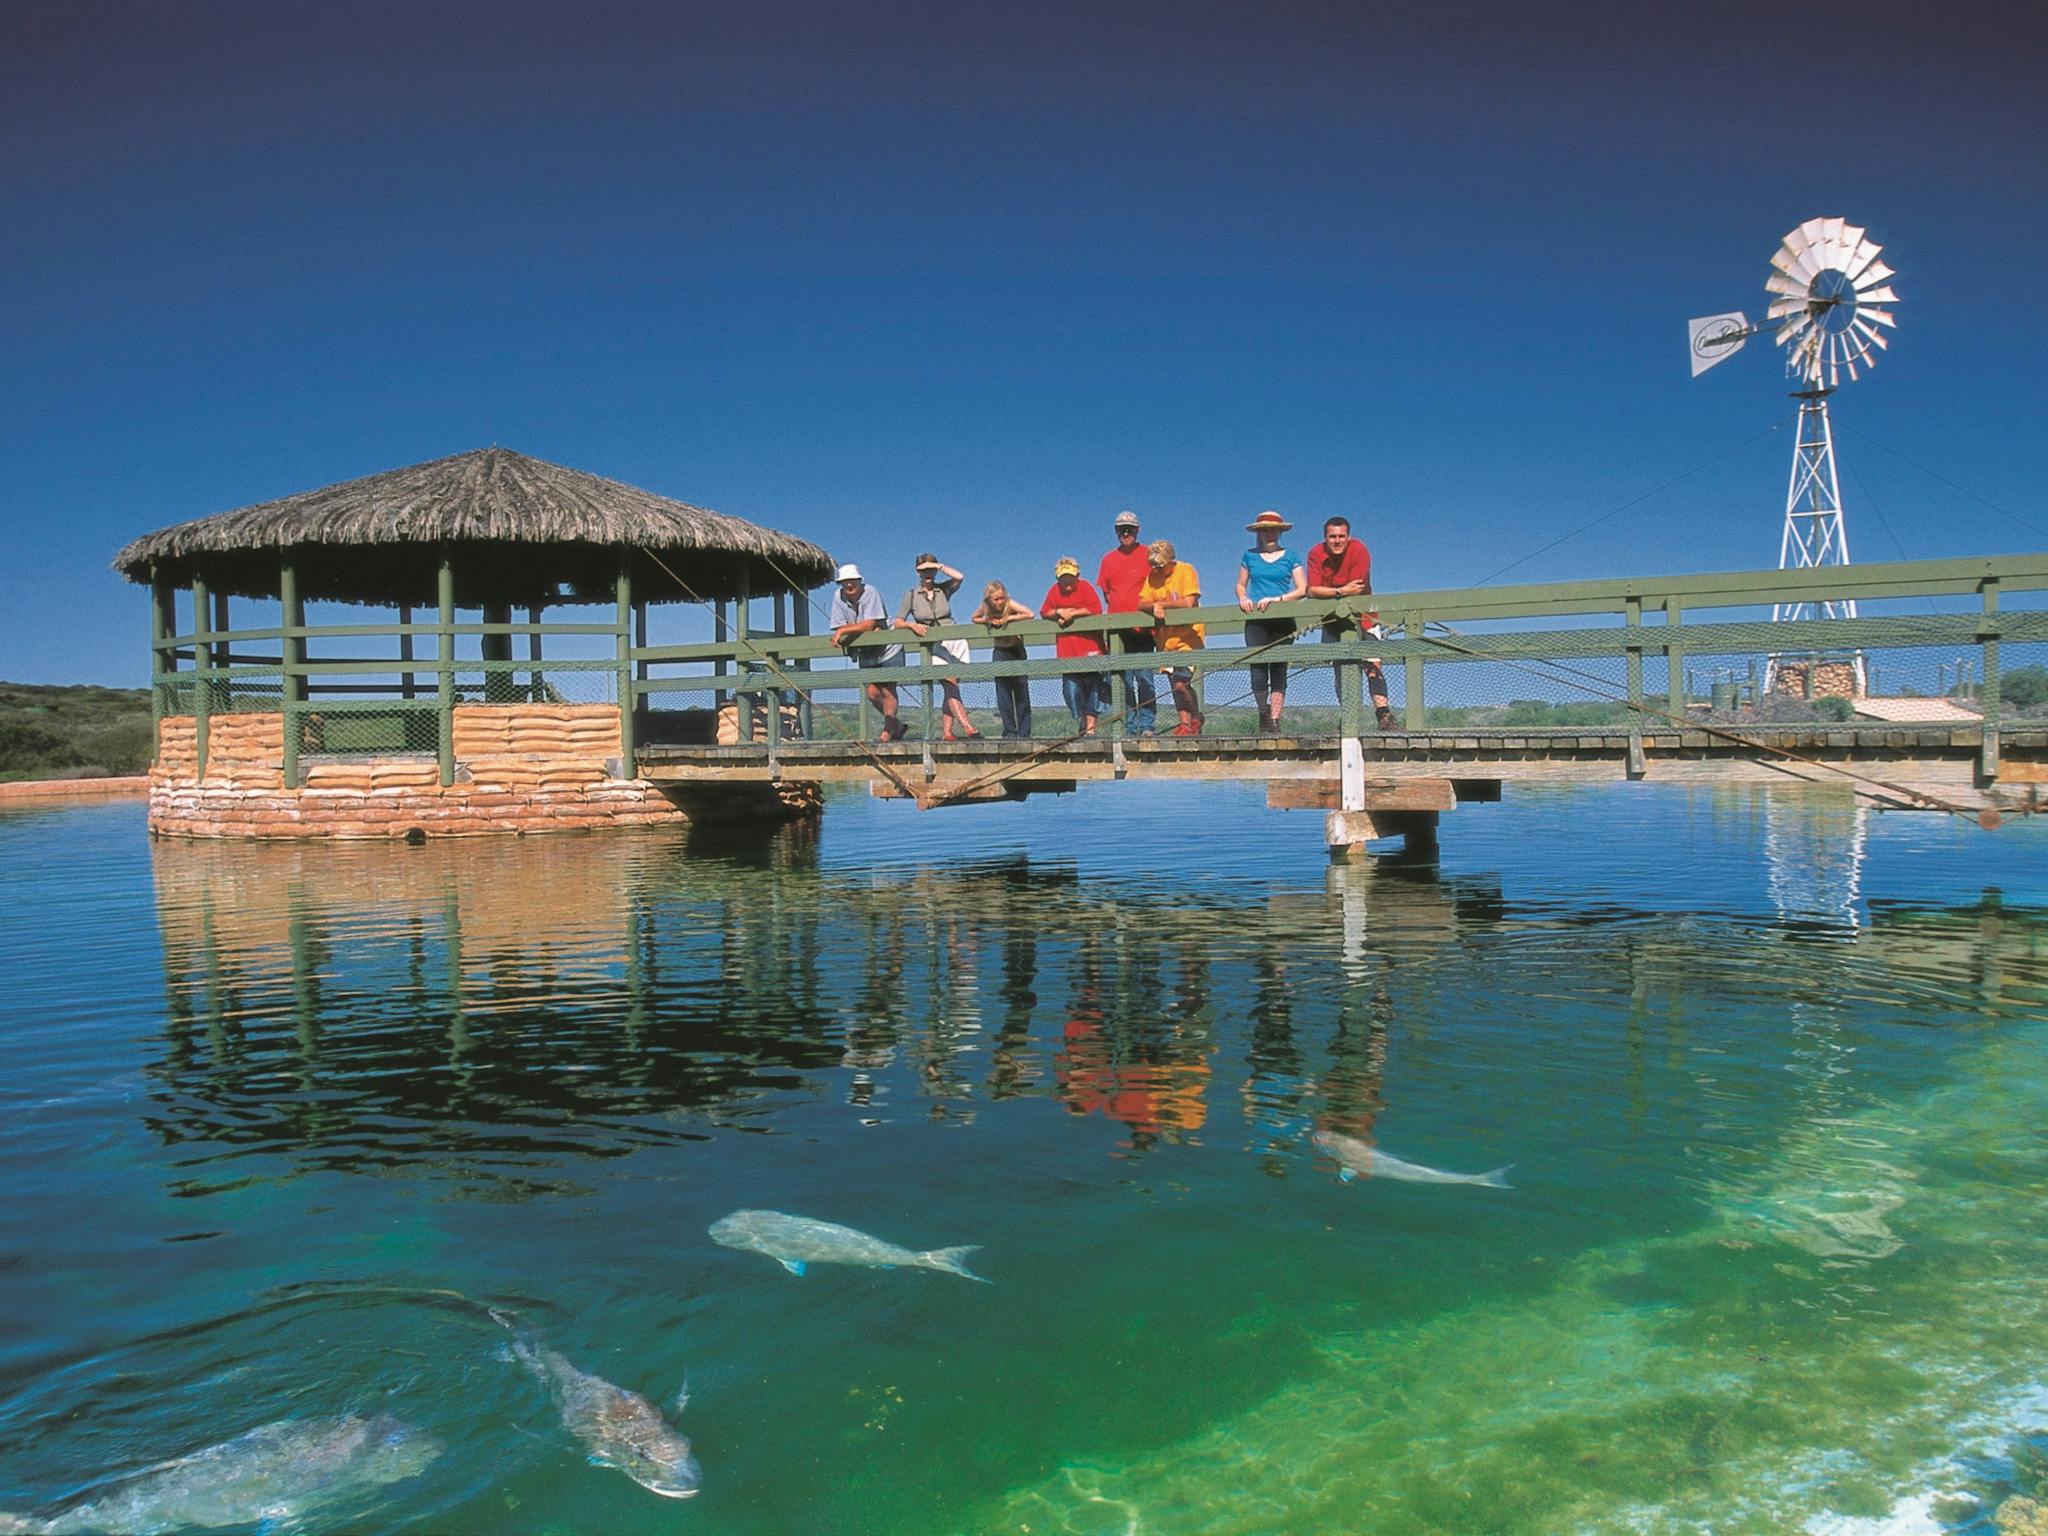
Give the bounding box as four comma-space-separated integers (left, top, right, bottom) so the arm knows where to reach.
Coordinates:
641, 720, 2047, 852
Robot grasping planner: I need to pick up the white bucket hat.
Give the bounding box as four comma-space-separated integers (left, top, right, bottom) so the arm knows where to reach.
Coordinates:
835, 563, 863, 582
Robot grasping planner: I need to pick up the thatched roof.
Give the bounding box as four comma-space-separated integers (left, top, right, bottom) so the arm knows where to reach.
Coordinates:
112, 448, 836, 606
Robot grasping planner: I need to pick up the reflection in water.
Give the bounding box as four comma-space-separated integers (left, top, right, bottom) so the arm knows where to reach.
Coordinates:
146, 828, 1535, 1181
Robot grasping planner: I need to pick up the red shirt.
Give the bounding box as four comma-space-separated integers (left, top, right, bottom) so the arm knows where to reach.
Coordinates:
1097, 543, 1152, 613
1040, 579, 1106, 658
1308, 538, 1376, 626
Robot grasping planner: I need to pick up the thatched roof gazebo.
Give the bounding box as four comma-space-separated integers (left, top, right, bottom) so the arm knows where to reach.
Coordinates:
118, 448, 834, 837
114, 446, 835, 604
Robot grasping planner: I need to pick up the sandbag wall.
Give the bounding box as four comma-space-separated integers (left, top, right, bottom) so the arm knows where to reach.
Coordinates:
148, 704, 699, 840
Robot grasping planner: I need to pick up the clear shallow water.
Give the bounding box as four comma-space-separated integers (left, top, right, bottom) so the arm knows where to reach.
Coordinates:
0, 785, 2044, 1535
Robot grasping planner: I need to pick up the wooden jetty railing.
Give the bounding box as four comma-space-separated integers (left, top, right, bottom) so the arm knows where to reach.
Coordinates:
152, 552, 2048, 844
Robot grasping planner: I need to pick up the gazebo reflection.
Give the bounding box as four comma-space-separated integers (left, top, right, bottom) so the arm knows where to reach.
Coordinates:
142, 830, 1585, 1184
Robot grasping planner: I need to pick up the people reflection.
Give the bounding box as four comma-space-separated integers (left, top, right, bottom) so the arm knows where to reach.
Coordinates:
1054, 930, 1212, 1156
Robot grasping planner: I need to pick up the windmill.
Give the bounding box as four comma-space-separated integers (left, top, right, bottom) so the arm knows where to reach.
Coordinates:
1689, 217, 1901, 696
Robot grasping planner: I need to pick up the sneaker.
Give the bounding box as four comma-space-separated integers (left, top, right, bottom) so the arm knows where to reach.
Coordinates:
879, 721, 908, 742
1375, 707, 1397, 730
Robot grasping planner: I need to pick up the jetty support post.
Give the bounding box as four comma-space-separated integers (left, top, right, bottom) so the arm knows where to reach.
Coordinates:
436, 555, 456, 787
191, 570, 211, 782
617, 555, 636, 779
280, 557, 303, 789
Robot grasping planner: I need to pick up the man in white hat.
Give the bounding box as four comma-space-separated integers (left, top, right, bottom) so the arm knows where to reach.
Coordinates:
1096, 509, 1158, 735
829, 563, 905, 740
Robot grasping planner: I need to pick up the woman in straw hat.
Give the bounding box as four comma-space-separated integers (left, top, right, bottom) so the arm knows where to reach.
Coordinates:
1236, 510, 1308, 731
898, 553, 981, 739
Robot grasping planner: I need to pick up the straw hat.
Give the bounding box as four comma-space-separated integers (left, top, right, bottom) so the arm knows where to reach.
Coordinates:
1246, 510, 1293, 533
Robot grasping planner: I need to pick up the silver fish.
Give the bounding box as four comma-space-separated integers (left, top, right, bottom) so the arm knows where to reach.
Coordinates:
512, 1337, 700, 1499
0, 1414, 439, 1536
1313, 1129, 1512, 1188
709, 1209, 988, 1282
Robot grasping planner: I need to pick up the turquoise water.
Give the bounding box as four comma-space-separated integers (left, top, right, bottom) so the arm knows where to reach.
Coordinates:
1, 785, 2045, 1534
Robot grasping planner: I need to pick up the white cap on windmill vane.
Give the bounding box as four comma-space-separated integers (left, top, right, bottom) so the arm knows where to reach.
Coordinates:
835, 563, 863, 582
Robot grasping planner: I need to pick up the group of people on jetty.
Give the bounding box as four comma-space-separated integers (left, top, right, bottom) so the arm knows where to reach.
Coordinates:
826, 508, 1397, 740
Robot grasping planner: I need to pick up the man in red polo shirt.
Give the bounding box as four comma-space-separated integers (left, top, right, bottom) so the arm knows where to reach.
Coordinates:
1306, 516, 1395, 729
1096, 509, 1158, 735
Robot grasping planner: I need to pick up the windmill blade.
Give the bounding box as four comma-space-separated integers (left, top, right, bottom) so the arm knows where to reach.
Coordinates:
1766, 270, 1814, 299
1852, 319, 1890, 351
1853, 259, 1895, 289
1846, 245, 1887, 283
1767, 297, 1808, 322
1854, 284, 1900, 305
1859, 306, 1899, 329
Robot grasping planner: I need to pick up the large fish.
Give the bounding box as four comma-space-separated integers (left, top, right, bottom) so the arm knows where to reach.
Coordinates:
0, 1414, 439, 1536
511, 1337, 700, 1499
1312, 1129, 1512, 1189
709, 1209, 988, 1282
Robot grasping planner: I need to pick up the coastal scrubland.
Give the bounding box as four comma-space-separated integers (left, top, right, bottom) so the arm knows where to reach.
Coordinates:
0, 682, 152, 781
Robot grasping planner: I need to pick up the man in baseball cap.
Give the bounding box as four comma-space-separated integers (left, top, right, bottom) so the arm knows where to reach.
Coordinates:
1097, 511, 1157, 734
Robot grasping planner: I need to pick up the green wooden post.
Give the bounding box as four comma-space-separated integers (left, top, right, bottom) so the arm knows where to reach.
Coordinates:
528, 603, 545, 701
1337, 629, 1362, 737
1980, 578, 2000, 778
617, 557, 636, 778
398, 603, 416, 700
191, 571, 211, 781
148, 569, 171, 735
765, 590, 783, 752
1625, 596, 1645, 777
921, 641, 936, 747
793, 592, 813, 740
1666, 595, 1684, 712
713, 601, 729, 708
734, 571, 752, 742
280, 558, 303, 789
436, 556, 456, 787
1402, 616, 1425, 730
1107, 627, 1126, 741
212, 588, 232, 715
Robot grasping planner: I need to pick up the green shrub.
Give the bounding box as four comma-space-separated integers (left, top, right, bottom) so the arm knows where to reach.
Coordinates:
2004, 665, 2048, 710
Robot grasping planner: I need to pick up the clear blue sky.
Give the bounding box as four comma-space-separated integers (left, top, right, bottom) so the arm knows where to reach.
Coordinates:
3, 0, 2043, 684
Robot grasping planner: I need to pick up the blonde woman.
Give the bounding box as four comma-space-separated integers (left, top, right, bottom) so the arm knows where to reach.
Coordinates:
972, 580, 1035, 739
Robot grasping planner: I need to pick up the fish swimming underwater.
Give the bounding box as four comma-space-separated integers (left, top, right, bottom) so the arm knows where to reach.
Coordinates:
709, 1209, 988, 1282
1312, 1129, 1512, 1189
0, 1413, 439, 1536
511, 1337, 701, 1499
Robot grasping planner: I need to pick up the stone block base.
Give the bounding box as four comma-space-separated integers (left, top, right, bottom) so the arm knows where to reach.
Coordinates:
148, 775, 822, 840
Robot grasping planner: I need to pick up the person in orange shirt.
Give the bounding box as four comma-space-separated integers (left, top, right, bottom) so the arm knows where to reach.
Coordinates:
1137, 539, 1205, 735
